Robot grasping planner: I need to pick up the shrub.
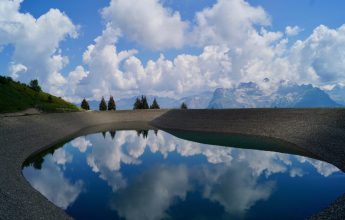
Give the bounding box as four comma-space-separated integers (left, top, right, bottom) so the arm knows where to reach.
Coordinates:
29, 79, 42, 92
48, 95, 53, 103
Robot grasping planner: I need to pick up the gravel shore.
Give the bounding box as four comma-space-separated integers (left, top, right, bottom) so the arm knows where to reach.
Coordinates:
1, 109, 345, 219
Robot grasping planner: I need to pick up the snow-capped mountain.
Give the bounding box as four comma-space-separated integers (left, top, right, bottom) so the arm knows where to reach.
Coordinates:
208, 82, 342, 109
176, 91, 213, 109
325, 85, 345, 106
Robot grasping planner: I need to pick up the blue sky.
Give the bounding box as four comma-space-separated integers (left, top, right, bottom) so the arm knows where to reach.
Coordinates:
1, 0, 345, 101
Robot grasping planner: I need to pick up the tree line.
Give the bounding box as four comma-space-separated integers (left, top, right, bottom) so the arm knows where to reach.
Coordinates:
81, 95, 188, 111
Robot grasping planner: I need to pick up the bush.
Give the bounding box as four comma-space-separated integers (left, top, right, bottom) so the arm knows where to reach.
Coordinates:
48, 95, 53, 103
29, 79, 42, 92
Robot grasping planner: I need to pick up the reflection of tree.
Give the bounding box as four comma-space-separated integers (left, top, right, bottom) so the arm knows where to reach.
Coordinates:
109, 130, 116, 140
22, 141, 65, 169
136, 130, 149, 139
102, 131, 106, 138
33, 157, 44, 170
154, 129, 158, 136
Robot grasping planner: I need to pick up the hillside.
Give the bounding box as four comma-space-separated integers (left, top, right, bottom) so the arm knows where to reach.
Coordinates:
0, 76, 79, 113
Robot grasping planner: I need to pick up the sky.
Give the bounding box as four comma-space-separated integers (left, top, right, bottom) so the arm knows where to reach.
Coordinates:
1, 0, 345, 101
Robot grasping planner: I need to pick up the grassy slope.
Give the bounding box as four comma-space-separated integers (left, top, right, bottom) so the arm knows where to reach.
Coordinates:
0, 77, 79, 113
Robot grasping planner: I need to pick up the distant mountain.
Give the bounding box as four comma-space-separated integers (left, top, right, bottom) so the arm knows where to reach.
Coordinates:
175, 91, 213, 109
272, 84, 341, 108
325, 85, 345, 106
208, 82, 272, 108
208, 82, 342, 109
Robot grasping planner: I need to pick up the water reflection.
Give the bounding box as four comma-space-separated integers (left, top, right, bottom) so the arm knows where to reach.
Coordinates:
23, 130, 345, 220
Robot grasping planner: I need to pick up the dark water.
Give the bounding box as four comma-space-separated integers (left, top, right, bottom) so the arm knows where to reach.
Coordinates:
22, 130, 345, 220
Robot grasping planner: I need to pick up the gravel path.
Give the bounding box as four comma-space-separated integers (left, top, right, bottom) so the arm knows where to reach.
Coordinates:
1, 109, 345, 219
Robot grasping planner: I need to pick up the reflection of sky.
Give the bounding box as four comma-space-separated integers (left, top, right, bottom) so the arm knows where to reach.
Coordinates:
22, 130, 345, 220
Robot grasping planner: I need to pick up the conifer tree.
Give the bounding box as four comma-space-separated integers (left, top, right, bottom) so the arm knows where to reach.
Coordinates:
133, 97, 142, 109
108, 96, 116, 110
81, 98, 90, 110
141, 95, 149, 109
150, 98, 160, 109
180, 102, 188, 109
99, 97, 107, 111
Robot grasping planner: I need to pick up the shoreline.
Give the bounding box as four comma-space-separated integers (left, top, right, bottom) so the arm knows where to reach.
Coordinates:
1, 109, 345, 219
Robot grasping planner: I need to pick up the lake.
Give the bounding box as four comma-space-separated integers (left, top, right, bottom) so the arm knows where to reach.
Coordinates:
22, 130, 345, 220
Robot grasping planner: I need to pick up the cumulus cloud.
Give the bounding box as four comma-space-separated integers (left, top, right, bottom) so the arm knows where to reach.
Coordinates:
111, 165, 189, 220
289, 24, 345, 86
9, 62, 27, 78
199, 163, 275, 215
23, 156, 83, 209
52, 148, 73, 165
285, 26, 302, 36
70, 136, 92, 153
102, 0, 188, 50
192, 0, 271, 47
3, 0, 345, 103
70, 0, 292, 99
0, 0, 77, 94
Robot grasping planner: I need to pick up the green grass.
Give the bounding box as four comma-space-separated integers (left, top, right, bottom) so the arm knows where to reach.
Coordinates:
0, 76, 80, 113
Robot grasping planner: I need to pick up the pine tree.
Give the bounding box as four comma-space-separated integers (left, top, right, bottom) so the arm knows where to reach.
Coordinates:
180, 102, 188, 109
81, 98, 90, 110
141, 95, 149, 109
108, 96, 116, 111
109, 130, 116, 139
99, 97, 107, 111
150, 98, 160, 109
133, 97, 142, 109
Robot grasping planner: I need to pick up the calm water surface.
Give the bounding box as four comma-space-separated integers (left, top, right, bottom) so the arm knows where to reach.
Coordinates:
22, 130, 345, 220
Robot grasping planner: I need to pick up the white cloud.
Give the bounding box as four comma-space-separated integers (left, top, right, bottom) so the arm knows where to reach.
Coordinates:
0, 0, 77, 94
9, 62, 27, 78
289, 24, 345, 87
102, 0, 188, 50
23, 156, 83, 209
3, 0, 345, 102
70, 136, 92, 153
111, 165, 189, 220
70, 0, 292, 99
192, 0, 271, 47
52, 148, 73, 165
285, 26, 302, 36
199, 163, 275, 215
